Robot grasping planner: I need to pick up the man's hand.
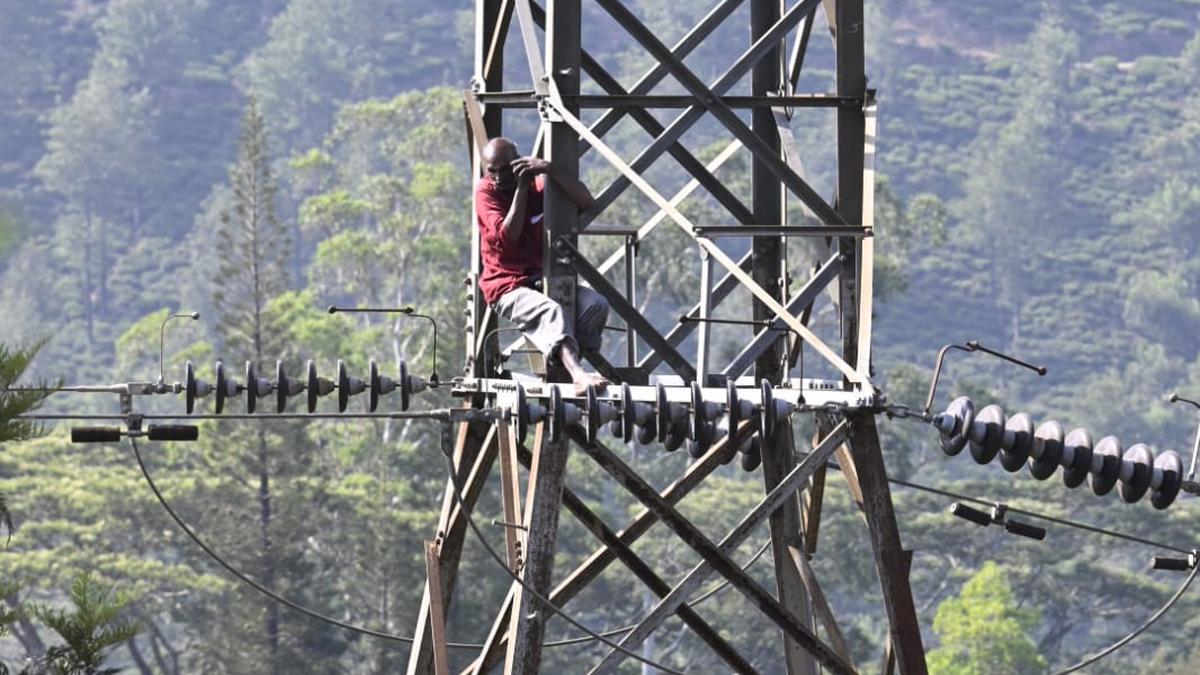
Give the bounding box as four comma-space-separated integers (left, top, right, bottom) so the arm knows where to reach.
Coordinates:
511, 156, 550, 180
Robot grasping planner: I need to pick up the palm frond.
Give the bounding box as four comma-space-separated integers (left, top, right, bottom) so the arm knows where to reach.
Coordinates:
0, 338, 60, 444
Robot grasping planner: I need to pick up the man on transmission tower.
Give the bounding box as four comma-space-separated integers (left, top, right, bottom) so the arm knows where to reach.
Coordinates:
476, 137, 609, 393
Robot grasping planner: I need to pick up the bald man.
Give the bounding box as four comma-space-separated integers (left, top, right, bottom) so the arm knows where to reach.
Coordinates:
475, 137, 609, 392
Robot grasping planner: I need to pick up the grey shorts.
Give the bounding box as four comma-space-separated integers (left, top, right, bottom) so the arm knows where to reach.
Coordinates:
493, 285, 610, 358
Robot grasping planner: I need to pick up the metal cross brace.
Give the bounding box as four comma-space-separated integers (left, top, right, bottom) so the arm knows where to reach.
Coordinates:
570, 421, 854, 675
544, 88, 863, 384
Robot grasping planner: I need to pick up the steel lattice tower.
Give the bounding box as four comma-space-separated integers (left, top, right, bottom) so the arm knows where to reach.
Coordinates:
406, 2, 928, 673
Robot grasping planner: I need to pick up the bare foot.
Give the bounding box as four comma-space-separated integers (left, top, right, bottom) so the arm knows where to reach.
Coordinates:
572, 372, 609, 396
558, 341, 608, 395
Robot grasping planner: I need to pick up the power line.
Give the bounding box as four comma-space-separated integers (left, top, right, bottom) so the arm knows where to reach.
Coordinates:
129, 431, 766, 657
1054, 563, 1197, 675
114, 411, 1200, 669
881, 471, 1193, 555
129, 435, 650, 651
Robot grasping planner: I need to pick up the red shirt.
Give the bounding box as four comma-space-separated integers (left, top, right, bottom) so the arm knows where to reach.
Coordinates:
476, 175, 546, 305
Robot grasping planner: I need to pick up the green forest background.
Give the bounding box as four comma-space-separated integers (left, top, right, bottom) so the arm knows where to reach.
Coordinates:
2, 0, 1200, 672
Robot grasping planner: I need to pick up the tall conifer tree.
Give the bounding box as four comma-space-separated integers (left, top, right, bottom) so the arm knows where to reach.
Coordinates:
211, 97, 290, 673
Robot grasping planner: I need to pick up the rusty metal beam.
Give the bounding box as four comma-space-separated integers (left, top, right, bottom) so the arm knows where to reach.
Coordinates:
845, 413, 927, 674
407, 420, 497, 675
461, 423, 751, 675
514, 443, 758, 674
424, 540, 452, 675
496, 421, 524, 572
503, 432, 570, 674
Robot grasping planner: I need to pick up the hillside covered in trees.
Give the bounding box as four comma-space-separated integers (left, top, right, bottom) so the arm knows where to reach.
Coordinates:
2, 1, 1200, 672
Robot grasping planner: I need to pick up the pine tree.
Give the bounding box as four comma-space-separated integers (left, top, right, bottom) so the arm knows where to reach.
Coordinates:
959, 8, 1078, 347
210, 97, 291, 673
0, 339, 58, 544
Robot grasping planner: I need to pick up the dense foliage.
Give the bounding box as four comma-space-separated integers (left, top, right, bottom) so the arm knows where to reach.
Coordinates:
2, 1, 1199, 672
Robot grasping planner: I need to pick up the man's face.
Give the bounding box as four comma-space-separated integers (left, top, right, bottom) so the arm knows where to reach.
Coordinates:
483, 146, 518, 193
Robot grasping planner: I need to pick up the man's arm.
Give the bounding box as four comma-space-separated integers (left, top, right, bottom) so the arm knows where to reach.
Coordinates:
512, 157, 594, 211
500, 174, 534, 245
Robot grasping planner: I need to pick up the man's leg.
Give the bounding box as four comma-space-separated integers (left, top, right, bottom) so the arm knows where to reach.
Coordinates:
493, 287, 607, 393
493, 287, 570, 359
574, 285, 610, 353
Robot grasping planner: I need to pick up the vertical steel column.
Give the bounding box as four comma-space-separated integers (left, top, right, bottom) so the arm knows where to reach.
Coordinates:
697, 246, 713, 382
834, 2, 926, 671
846, 414, 928, 674
624, 235, 637, 368
503, 434, 570, 674
752, 2, 816, 675
542, 0, 582, 332
500, 6, 579, 672
470, 0, 506, 377
835, 0, 864, 363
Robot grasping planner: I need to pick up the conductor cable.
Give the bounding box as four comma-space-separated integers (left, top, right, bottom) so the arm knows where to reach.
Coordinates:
1052, 562, 1198, 674
129, 427, 764, 654
130, 436, 422, 645
131, 434, 646, 650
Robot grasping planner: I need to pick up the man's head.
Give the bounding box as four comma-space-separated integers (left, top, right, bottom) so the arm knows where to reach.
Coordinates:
482, 137, 519, 193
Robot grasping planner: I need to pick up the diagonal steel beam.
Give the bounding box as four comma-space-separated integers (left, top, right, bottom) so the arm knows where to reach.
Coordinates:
503, 432, 569, 673
572, 423, 854, 675
482, 0, 513, 82
596, 141, 743, 277
845, 414, 927, 673
721, 253, 840, 379
546, 94, 862, 383
515, 443, 759, 674
512, 0, 547, 96
585, 0, 840, 227
460, 423, 753, 675
581, 0, 822, 227
596, 0, 842, 226
529, 1, 755, 226
554, 237, 696, 382
407, 420, 498, 675
788, 545, 856, 669
787, 5, 818, 95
